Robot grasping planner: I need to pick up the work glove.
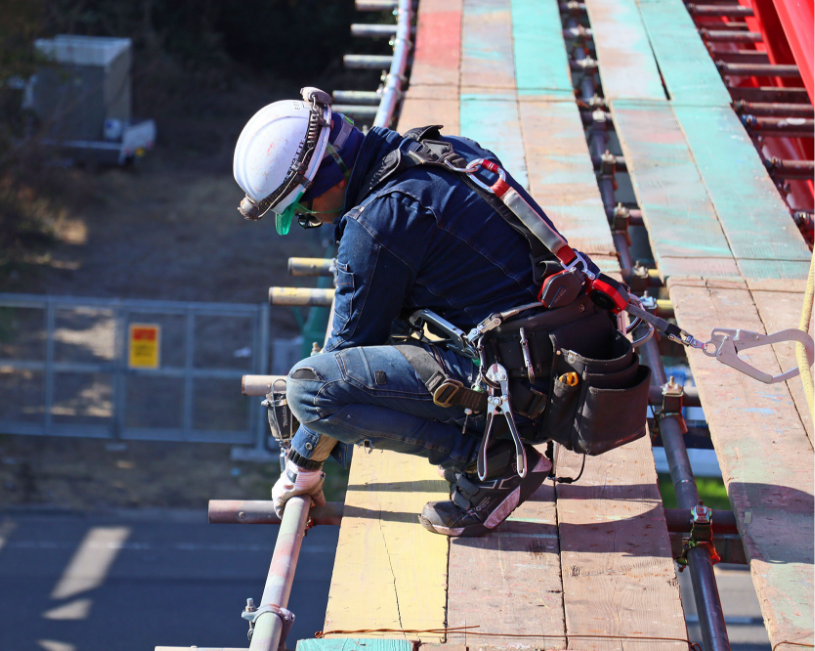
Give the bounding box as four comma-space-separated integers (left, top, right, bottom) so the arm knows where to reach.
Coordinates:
272, 458, 326, 517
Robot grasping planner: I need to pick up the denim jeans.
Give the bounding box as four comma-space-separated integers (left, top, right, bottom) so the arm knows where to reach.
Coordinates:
286, 343, 484, 472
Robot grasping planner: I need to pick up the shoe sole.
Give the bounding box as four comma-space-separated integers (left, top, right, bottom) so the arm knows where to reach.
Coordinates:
419, 454, 552, 537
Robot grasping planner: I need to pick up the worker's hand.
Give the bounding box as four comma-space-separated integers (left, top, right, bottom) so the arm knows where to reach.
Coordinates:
272, 459, 326, 517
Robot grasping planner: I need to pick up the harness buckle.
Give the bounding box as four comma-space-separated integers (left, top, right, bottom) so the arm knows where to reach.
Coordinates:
703, 328, 815, 384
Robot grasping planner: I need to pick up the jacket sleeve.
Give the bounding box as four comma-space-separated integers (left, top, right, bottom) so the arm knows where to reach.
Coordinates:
323, 194, 424, 353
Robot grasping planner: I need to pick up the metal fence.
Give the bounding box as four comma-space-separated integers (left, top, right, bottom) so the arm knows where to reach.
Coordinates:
0, 293, 269, 445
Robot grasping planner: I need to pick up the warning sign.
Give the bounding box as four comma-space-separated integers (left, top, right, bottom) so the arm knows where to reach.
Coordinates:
129, 324, 160, 369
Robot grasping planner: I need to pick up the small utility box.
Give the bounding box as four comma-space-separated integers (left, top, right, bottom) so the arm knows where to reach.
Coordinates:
28, 35, 155, 166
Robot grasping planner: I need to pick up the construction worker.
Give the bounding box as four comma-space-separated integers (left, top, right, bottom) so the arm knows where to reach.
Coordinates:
233, 88, 602, 537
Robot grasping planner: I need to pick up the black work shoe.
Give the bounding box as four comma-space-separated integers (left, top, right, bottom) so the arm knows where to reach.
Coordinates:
420, 442, 551, 537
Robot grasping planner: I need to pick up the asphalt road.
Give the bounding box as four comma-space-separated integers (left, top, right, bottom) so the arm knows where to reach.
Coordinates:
0, 509, 772, 651
0, 509, 339, 651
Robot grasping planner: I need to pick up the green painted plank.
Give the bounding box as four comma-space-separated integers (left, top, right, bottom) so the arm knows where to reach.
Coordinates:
519, 98, 617, 257
583, 0, 665, 100
611, 99, 734, 275
461, 95, 529, 190
635, 0, 731, 106
461, 0, 515, 89
672, 104, 811, 270
511, 0, 574, 95
738, 259, 812, 281
297, 639, 412, 651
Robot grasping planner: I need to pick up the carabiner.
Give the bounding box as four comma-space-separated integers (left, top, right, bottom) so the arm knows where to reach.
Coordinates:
703, 328, 815, 384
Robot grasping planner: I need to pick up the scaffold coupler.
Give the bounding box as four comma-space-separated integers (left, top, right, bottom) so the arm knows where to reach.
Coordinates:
242, 597, 295, 650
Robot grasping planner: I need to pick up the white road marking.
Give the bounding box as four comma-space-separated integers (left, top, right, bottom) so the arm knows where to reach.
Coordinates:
42, 598, 93, 620
5, 539, 335, 554
37, 641, 76, 651
51, 526, 131, 600
0, 520, 16, 554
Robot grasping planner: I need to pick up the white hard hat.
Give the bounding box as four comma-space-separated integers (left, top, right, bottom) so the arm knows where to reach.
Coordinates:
233, 87, 333, 234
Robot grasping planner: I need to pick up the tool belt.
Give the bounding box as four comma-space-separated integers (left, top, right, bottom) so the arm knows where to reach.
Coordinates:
374, 125, 650, 459
404, 295, 651, 456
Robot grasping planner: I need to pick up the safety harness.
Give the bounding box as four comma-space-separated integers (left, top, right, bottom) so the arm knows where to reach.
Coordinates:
361, 125, 815, 480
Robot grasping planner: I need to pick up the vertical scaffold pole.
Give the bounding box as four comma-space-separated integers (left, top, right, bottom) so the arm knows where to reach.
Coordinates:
249, 496, 312, 651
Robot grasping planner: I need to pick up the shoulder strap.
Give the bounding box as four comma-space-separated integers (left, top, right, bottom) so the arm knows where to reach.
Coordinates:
359, 125, 560, 278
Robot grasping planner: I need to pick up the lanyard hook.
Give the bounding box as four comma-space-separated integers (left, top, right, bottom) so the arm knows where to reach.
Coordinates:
703, 328, 815, 384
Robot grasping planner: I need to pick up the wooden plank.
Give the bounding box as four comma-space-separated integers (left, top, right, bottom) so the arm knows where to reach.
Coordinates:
669, 278, 815, 650
671, 104, 811, 267
749, 284, 814, 445
460, 0, 515, 90
298, 640, 412, 651
397, 0, 461, 135
323, 449, 449, 642
510, 0, 574, 97
611, 99, 734, 278
409, 0, 463, 88
737, 259, 813, 282
583, 0, 665, 101
460, 93, 528, 190
634, 0, 731, 106
519, 98, 617, 258
446, 465, 567, 649
398, 97, 461, 136
556, 439, 688, 650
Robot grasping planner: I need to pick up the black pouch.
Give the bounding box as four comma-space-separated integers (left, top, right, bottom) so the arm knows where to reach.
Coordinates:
543, 315, 651, 455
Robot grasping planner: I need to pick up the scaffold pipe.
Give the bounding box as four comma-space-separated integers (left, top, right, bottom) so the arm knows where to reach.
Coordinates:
249, 496, 312, 651
209, 500, 344, 525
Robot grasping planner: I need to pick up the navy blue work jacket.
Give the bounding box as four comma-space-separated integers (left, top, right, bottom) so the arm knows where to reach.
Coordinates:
324, 126, 597, 353
304, 126, 597, 465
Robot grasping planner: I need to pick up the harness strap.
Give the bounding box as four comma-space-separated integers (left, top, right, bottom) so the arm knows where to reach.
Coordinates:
394, 343, 488, 413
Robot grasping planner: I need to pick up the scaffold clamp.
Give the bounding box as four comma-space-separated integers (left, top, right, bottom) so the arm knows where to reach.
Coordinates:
703, 327, 815, 384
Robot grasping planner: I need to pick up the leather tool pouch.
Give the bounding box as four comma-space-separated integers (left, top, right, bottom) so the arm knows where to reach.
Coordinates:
543, 314, 651, 455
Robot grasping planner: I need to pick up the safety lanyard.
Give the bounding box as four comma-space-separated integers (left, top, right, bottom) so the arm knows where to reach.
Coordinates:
457, 158, 815, 385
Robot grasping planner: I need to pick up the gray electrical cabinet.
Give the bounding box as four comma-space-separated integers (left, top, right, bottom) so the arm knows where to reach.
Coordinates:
27, 35, 155, 165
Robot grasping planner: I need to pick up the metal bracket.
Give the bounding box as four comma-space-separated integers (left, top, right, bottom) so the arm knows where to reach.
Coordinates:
242, 600, 295, 651
703, 328, 815, 384
658, 377, 688, 435
677, 503, 721, 571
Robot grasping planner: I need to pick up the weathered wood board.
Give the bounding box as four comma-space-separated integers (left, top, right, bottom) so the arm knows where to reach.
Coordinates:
511, 0, 574, 97
520, 98, 617, 258
556, 433, 688, 650
322, 449, 449, 642
611, 99, 735, 278
583, 0, 665, 101
446, 471, 567, 649
748, 277, 814, 446
298, 639, 412, 651
460, 0, 516, 91
669, 278, 815, 650
460, 93, 528, 190
671, 104, 811, 268
408, 0, 463, 89
634, 0, 732, 106
397, 0, 461, 134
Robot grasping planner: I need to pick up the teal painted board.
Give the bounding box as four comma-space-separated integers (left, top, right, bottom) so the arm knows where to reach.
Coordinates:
297, 640, 412, 651
511, 0, 574, 95
519, 98, 617, 257
738, 259, 812, 281
461, 0, 515, 89
611, 99, 734, 269
583, 0, 665, 101
635, 0, 731, 106
461, 95, 529, 189
672, 104, 811, 268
